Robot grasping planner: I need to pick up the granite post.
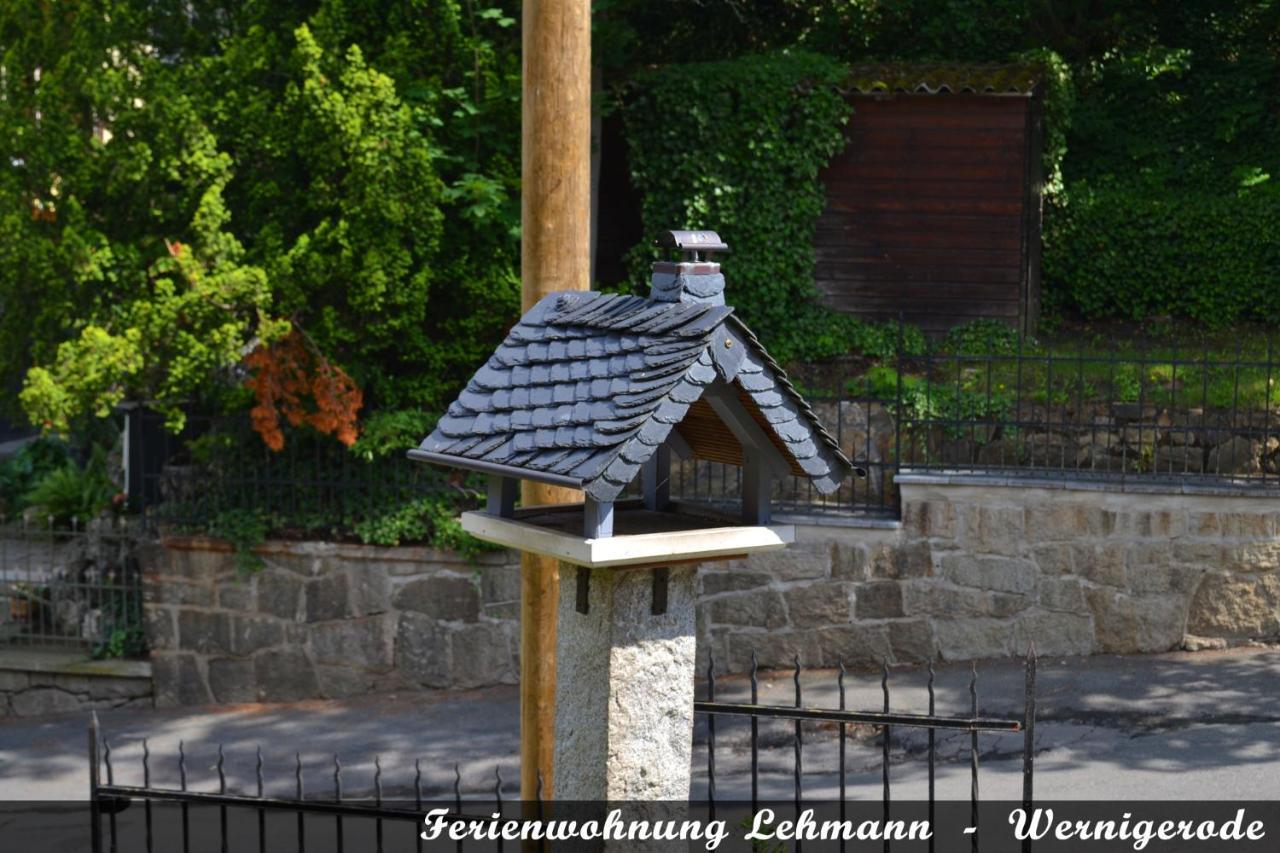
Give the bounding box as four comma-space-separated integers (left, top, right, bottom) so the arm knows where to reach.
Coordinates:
552, 564, 698, 800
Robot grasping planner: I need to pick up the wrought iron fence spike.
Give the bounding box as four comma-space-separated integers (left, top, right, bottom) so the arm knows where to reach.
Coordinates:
256, 746, 264, 798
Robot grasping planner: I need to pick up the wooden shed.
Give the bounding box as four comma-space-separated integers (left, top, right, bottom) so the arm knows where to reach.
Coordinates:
815, 64, 1044, 334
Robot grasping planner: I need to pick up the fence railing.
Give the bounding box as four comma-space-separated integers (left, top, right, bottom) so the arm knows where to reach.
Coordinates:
695, 650, 1035, 852
127, 338, 1280, 530
894, 339, 1280, 489
0, 518, 145, 655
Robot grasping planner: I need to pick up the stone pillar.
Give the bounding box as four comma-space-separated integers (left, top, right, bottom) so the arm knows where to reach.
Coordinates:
552, 564, 698, 800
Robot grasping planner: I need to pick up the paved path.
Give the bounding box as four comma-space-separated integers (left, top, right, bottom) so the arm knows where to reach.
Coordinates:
2, 647, 1279, 801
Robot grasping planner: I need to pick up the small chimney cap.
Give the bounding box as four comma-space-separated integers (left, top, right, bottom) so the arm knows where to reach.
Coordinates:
659, 230, 729, 255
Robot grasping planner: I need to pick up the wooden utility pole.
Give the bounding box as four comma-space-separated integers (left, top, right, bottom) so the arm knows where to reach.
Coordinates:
520, 0, 591, 801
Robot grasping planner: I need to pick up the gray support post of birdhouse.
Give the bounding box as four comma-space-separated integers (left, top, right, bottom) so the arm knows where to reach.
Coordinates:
409, 229, 862, 801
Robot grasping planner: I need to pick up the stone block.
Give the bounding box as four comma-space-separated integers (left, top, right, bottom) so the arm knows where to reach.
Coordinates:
725, 630, 821, 672
0, 670, 30, 691
868, 541, 931, 580
177, 610, 233, 655
145, 607, 176, 651
229, 615, 285, 655
1207, 436, 1261, 475
989, 593, 1032, 618
1086, 589, 1185, 653
1030, 543, 1074, 575
1072, 543, 1127, 587
1222, 514, 1277, 539
207, 657, 256, 704
934, 618, 1013, 661
347, 566, 391, 616
1115, 510, 1183, 538
450, 622, 518, 689
940, 554, 1036, 595
700, 572, 771, 596
253, 649, 319, 702
1014, 611, 1094, 656
257, 571, 302, 620
1127, 563, 1204, 596
785, 583, 852, 626
483, 601, 520, 620
1039, 578, 1087, 612
147, 579, 214, 608
830, 543, 868, 580
309, 615, 393, 669
152, 654, 212, 707
968, 506, 1026, 556
1187, 572, 1280, 640
1024, 504, 1080, 541
392, 576, 480, 622
480, 562, 522, 604
854, 583, 903, 619
315, 664, 402, 699
903, 501, 957, 539
815, 624, 893, 669
706, 591, 787, 629
744, 541, 832, 580
1233, 543, 1280, 573
306, 572, 351, 622
888, 619, 935, 664
901, 583, 992, 618
216, 581, 254, 612
10, 686, 86, 716
86, 676, 152, 701
396, 612, 451, 688
264, 552, 319, 577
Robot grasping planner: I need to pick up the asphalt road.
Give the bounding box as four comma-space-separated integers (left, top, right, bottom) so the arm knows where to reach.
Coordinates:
2, 647, 1279, 802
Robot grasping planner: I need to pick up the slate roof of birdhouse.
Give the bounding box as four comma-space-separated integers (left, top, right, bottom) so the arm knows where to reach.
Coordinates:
411, 291, 855, 503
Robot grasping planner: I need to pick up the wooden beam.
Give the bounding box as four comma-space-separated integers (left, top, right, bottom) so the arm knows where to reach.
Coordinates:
520, 0, 591, 803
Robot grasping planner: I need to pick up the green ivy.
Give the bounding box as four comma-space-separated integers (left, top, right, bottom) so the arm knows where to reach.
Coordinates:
1044, 181, 1280, 325
619, 51, 853, 362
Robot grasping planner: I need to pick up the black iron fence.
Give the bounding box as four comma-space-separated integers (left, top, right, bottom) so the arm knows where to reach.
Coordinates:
660, 345, 1280, 520
894, 338, 1280, 489
89, 650, 1036, 851
125, 337, 1280, 530
696, 650, 1035, 852
0, 518, 145, 655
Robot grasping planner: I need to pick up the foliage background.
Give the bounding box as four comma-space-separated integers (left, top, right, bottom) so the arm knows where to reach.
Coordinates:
1, 0, 1277, 549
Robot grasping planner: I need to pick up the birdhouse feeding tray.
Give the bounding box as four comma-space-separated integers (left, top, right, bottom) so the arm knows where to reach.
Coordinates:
409, 230, 862, 569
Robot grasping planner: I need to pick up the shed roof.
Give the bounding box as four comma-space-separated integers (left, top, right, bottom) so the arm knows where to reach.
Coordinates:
847, 63, 1041, 96
411, 291, 854, 502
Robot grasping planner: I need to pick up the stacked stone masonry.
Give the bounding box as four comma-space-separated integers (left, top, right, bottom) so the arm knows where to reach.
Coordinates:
699, 479, 1280, 672
144, 478, 1280, 704
142, 539, 521, 707
0, 654, 152, 717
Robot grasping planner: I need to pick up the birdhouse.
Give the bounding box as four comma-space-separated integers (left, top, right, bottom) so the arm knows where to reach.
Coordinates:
409, 230, 861, 570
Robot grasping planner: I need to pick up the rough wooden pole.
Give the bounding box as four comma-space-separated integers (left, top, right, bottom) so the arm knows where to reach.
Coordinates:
521, 0, 591, 801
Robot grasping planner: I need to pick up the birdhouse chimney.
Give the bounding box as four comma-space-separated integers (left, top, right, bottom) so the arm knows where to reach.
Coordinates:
650, 229, 728, 306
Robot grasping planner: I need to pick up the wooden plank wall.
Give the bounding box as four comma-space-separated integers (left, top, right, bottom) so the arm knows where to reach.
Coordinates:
815, 94, 1036, 334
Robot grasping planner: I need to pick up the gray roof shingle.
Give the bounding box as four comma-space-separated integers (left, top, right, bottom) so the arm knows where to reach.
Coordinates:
414, 291, 854, 501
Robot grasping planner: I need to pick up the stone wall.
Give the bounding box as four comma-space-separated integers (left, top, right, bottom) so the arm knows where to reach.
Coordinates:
142, 539, 520, 706
145, 475, 1280, 704
0, 650, 152, 717
697, 474, 1280, 672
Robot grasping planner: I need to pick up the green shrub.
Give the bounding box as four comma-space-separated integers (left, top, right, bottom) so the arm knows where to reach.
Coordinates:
944, 319, 1023, 356
1044, 181, 1280, 325
0, 437, 73, 517
23, 445, 116, 526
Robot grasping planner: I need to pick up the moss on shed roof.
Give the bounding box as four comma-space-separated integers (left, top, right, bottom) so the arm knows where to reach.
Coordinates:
846, 63, 1040, 95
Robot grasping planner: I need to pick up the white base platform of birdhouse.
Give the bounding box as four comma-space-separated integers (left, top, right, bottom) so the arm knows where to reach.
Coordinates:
460, 500, 793, 569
